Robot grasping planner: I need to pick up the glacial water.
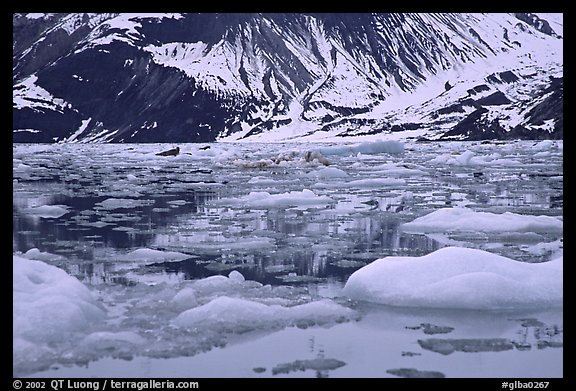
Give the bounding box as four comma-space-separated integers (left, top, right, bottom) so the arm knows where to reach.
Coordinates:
13, 140, 563, 378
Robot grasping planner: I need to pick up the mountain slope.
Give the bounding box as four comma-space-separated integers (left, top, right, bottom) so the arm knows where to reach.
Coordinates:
12, 13, 563, 143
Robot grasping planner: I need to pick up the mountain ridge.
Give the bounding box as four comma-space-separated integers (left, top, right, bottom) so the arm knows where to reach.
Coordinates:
12, 12, 563, 143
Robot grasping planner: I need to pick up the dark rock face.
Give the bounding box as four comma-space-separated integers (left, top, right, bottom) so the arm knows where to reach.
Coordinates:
514, 13, 560, 37
13, 13, 562, 143
440, 76, 562, 141
475, 91, 511, 106
441, 108, 506, 141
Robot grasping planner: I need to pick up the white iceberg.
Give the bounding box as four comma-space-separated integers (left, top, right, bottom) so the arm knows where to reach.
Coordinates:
222, 189, 333, 209
173, 296, 355, 330
22, 204, 70, 218
319, 140, 404, 156
21, 248, 66, 262
117, 248, 193, 263
95, 198, 154, 210
308, 167, 349, 179
428, 150, 522, 166
344, 178, 405, 188
343, 247, 562, 310
13, 255, 106, 345
401, 207, 563, 234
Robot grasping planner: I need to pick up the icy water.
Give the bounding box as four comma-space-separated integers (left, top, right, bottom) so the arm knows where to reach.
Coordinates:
13, 140, 563, 378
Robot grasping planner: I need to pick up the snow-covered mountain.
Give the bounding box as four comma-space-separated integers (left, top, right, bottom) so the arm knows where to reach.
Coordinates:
13, 13, 563, 143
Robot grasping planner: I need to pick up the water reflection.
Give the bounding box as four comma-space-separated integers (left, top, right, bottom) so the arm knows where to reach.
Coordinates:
13, 190, 217, 253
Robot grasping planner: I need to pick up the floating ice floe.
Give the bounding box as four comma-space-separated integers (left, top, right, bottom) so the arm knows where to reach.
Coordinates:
344, 178, 406, 188
173, 296, 355, 330
13, 259, 357, 376
520, 239, 563, 257
532, 140, 557, 151
271, 358, 347, 375
429, 150, 522, 166
95, 198, 154, 210
117, 248, 193, 263
319, 140, 405, 156
401, 207, 563, 234
13, 254, 106, 369
343, 246, 563, 310
363, 162, 425, 177
219, 189, 334, 209
22, 204, 70, 218
79, 331, 146, 354
21, 248, 66, 262
247, 176, 288, 185
307, 167, 349, 179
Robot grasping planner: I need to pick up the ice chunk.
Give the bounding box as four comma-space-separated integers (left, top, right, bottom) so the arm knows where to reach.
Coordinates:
22, 204, 69, 218
345, 178, 405, 188
319, 140, 404, 156
429, 150, 487, 165
272, 358, 346, 375
95, 198, 154, 210
247, 176, 286, 185
117, 248, 193, 263
21, 248, 65, 262
353, 140, 405, 155
520, 239, 563, 256
81, 331, 146, 349
222, 189, 333, 209
190, 275, 243, 295
401, 207, 563, 234
173, 297, 355, 330
309, 167, 349, 178
228, 270, 245, 283
428, 150, 523, 166
532, 140, 556, 151
189, 237, 276, 252
173, 296, 278, 327
13, 255, 105, 344
171, 286, 198, 310
343, 247, 563, 309
368, 163, 425, 177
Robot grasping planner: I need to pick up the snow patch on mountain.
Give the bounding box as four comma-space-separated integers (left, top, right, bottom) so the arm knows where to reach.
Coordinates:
13, 75, 73, 112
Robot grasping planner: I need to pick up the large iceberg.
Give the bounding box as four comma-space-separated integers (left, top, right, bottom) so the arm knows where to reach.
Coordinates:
343, 247, 562, 310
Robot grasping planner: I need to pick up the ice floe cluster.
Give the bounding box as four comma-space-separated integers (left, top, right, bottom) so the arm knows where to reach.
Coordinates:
13, 254, 357, 376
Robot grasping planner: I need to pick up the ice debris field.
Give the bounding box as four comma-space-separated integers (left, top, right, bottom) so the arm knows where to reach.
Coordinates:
13, 139, 563, 377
